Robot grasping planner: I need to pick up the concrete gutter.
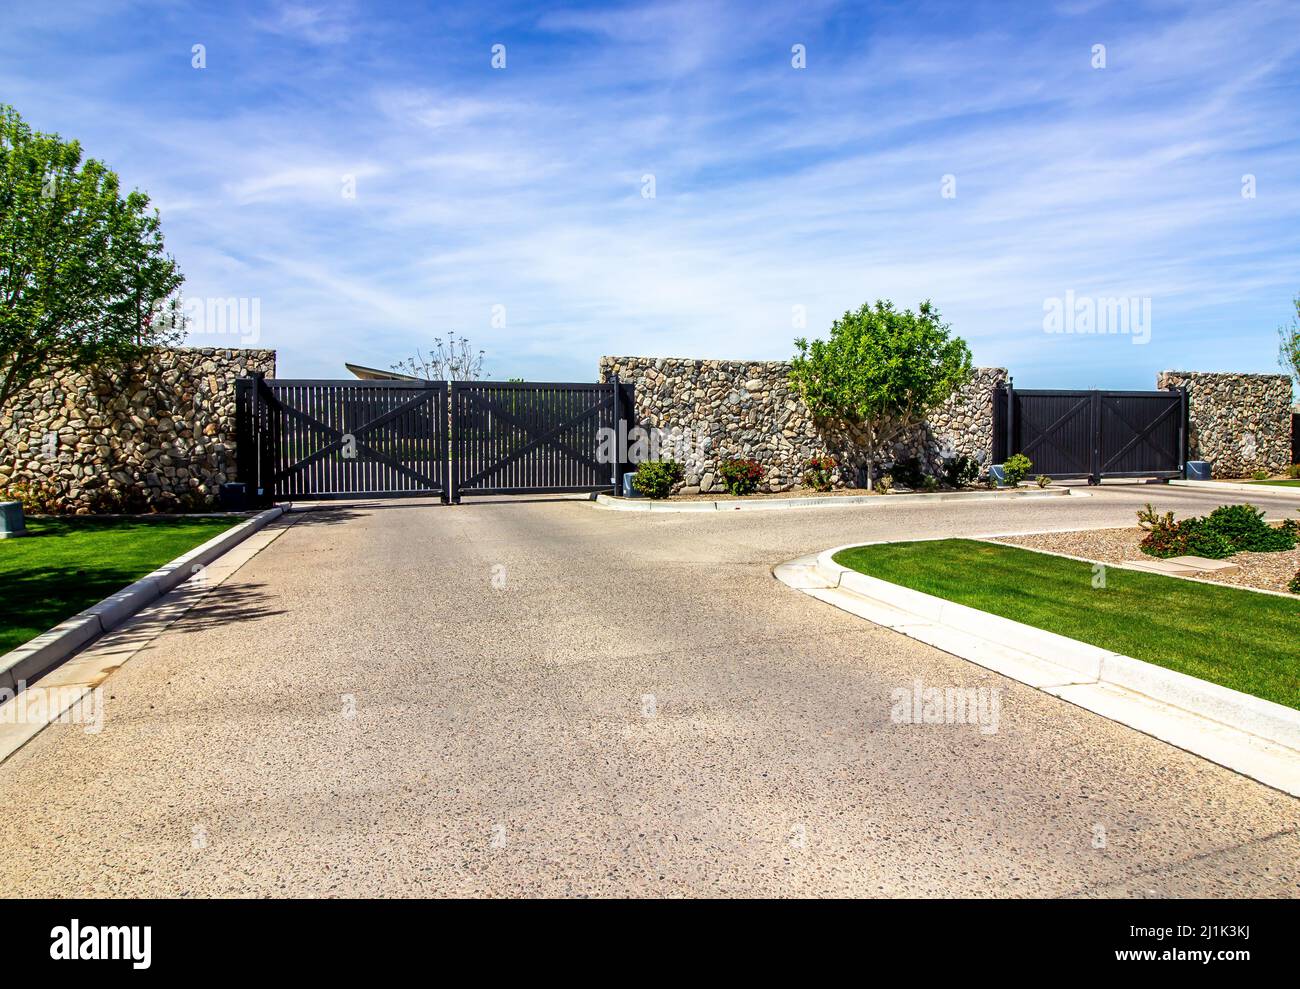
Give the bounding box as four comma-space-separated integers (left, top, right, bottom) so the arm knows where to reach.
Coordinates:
775, 540, 1300, 797
1168, 479, 1300, 498
595, 486, 1077, 513
0, 506, 285, 694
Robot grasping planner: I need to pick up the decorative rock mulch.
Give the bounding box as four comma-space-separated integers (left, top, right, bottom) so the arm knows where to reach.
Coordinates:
993, 527, 1300, 595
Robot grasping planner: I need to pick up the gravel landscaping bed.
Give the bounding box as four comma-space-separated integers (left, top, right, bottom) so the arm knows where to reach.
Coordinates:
993, 527, 1300, 595
667, 486, 884, 502
662, 486, 1037, 502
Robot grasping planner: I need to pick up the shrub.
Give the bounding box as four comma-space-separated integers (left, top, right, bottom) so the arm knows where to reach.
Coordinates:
1, 479, 62, 514
1139, 513, 1234, 560
1203, 503, 1296, 553
1176, 519, 1237, 559
1288, 463, 1300, 479
718, 458, 766, 495
802, 454, 836, 492
921, 474, 940, 492
1036, 474, 1052, 488
1002, 454, 1032, 487
631, 460, 683, 499
877, 473, 893, 494
1137, 502, 1297, 558
1289, 570, 1300, 595
890, 456, 926, 489
788, 299, 972, 491
943, 454, 979, 489
1252, 470, 1270, 481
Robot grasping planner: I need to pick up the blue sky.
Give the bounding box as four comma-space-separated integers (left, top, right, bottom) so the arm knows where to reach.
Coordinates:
3, 0, 1298, 387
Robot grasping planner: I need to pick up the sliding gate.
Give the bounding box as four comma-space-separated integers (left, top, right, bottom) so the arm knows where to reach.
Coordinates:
236, 376, 448, 501
237, 376, 631, 503
449, 380, 626, 502
995, 386, 1188, 483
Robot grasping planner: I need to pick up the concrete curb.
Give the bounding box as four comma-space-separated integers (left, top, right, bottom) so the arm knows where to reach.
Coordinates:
774, 539, 1300, 797
1169, 479, 1300, 498
594, 486, 1077, 513
0, 506, 285, 693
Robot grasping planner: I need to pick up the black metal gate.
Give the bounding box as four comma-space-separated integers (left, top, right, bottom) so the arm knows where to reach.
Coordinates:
995, 386, 1187, 483
236, 376, 449, 501
448, 380, 626, 502
237, 376, 631, 503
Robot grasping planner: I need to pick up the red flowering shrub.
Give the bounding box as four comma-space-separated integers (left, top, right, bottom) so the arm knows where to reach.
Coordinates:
802, 454, 836, 492
719, 458, 766, 495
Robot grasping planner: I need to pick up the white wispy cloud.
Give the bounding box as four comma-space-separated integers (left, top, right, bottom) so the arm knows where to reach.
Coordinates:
1, 0, 1297, 387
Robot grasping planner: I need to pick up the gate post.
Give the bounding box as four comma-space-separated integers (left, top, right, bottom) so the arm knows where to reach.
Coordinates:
235, 376, 253, 492
249, 371, 269, 506
1089, 390, 1102, 485
610, 374, 622, 494
1177, 384, 1189, 478
1004, 380, 1015, 468
440, 381, 451, 504
448, 381, 460, 505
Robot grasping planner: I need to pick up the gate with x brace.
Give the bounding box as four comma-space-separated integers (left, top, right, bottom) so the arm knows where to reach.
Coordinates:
236, 374, 633, 504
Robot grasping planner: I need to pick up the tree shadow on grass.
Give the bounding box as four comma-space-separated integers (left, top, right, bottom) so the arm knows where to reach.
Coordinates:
1, 564, 157, 652
16, 516, 239, 541
0, 566, 288, 654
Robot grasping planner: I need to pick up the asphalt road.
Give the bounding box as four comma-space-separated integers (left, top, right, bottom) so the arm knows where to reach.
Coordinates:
1, 482, 1297, 897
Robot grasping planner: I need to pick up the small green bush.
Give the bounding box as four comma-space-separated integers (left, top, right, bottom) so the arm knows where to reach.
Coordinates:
718, 458, 766, 495
802, 454, 836, 492
921, 474, 940, 492
1203, 503, 1296, 553
942, 454, 979, 489
1002, 454, 1032, 487
1036, 474, 1052, 488
1252, 470, 1270, 481
1139, 512, 1234, 559
1288, 463, 1300, 479
632, 460, 683, 499
890, 457, 926, 489
876, 472, 893, 494
1, 480, 62, 514
1138, 501, 1297, 558
1289, 570, 1300, 595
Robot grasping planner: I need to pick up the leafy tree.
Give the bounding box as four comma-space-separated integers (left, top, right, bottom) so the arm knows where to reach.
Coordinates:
0, 104, 184, 410
392, 331, 486, 381
789, 299, 973, 490
1279, 293, 1299, 401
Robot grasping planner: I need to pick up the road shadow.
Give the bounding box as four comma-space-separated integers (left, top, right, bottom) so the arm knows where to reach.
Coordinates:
169, 580, 287, 633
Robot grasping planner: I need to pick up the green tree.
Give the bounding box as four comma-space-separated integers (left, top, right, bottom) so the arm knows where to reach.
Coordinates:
789, 299, 973, 490
1279, 293, 1299, 401
0, 103, 184, 409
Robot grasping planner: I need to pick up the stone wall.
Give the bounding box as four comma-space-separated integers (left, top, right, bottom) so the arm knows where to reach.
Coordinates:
1156, 371, 1293, 477
599, 356, 1007, 493
0, 347, 275, 514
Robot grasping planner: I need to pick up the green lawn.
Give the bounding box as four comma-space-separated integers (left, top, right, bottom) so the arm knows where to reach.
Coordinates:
833, 539, 1300, 709
0, 516, 236, 655
1245, 478, 1300, 487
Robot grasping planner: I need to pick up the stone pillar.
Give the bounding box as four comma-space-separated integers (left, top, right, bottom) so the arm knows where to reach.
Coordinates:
1156, 370, 1292, 477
